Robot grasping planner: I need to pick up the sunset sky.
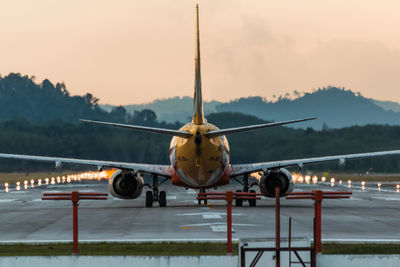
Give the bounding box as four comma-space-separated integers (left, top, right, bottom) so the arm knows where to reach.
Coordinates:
1, 0, 399, 105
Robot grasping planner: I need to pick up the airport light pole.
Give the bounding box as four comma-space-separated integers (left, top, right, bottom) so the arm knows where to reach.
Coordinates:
226, 190, 233, 255
275, 186, 280, 267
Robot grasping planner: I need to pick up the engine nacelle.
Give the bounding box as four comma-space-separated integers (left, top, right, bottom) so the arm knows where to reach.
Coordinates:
259, 168, 294, 197
108, 169, 144, 199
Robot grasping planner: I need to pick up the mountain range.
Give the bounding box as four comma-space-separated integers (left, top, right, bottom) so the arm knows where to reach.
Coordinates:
102, 87, 400, 130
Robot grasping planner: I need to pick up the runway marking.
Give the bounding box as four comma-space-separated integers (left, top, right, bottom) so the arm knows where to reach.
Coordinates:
185, 189, 197, 195
181, 222, 262, 227
206, 203, 215, 210
203, 214, 221, 219
176, 212, 244, 216
180, 226, 197, 230
0, 199, 16, 203
211, 225, 235, 233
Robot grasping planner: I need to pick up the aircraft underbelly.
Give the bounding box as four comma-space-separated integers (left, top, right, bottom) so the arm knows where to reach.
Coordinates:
171, 145, 229, 188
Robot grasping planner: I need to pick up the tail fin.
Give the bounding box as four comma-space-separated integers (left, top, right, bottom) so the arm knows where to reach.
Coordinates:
193, 4, 204, 125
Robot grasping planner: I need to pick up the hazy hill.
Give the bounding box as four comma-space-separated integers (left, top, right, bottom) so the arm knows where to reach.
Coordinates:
372, 99, 400, 113
216, 87, 400, 129
104, 87, 400, 129
103, 96, 221, 123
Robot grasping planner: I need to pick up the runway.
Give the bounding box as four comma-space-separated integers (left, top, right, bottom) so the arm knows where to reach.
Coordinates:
1, 180, 400, 242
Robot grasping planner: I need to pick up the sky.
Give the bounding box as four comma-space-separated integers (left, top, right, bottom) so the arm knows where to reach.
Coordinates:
1, 0, 399, 105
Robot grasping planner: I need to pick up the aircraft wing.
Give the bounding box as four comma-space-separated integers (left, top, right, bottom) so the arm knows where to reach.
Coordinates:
0, 153, 172, 177
204, 118, 316, 138
80, 119, 192, 138
230, 150, 400, 176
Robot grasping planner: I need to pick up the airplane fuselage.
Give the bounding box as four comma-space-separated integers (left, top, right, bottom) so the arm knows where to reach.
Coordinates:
169, 122, 231, 189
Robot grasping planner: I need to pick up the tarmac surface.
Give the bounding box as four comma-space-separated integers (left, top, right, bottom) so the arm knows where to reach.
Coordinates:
1, 180, 400, 242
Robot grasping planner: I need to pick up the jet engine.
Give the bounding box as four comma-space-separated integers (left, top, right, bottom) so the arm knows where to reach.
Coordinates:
108, 170, 144, 199
259, 168, 294, 197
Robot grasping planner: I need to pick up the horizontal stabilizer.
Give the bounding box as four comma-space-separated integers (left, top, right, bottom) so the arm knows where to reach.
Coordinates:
80, 119, 193, 138
203, 117, 316, 138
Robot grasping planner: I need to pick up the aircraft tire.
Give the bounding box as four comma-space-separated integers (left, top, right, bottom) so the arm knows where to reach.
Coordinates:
235, 190, 243, 207
249, 190, 256, 207
159, 191, 167, 207
146, 191, 153, 208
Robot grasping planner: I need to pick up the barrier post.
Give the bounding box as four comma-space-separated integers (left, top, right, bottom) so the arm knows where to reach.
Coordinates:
275, 186, 280, 267
72, 191, 79, 255
226, 190, 233, 255
42, 191, 108, 255
313, 190, 323, 253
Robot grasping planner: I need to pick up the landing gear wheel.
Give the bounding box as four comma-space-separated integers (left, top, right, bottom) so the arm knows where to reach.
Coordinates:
198, 189, 207, 205
249, 189, 256, 207
235, 190, 243, 207
146, 191, 153, 208
159, 191, 167, 207
198, 198, 208, 205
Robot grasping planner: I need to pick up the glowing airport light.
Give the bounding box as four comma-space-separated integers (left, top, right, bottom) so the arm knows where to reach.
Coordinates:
321, 177, 326, 183
2, 170, 115, 194
305, 175, 311, 184
339, 180, 342, 185
312, 176, 318, 184
347, 180, 352, 188
361, 181, 366, 190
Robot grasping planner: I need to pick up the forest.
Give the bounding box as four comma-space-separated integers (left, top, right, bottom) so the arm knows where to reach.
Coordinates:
0, 113, 400, 173
1, 73, 400, 173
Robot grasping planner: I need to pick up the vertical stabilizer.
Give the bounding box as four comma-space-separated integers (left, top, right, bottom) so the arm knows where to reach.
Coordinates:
193, 4, 204, 125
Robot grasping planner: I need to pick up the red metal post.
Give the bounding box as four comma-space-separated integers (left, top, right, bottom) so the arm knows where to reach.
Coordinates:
275, 186, 280, 267
42, 191, 108, 256
313, 190, 323, 253
71, 191, 79, 255
226, 190, 233, 255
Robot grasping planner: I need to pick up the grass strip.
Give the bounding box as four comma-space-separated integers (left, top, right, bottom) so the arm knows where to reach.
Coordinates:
323, 243, 400, 254
0, 242, 238, 256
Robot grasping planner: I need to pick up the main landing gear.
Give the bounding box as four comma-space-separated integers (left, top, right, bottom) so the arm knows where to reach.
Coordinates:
198, 188, 207, 205
233, 174, 258, 207
145, 174, 168, 208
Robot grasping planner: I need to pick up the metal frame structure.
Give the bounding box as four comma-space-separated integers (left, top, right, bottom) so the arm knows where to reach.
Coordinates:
286, 190, 352, 253
42, 191, 108, 255
240, 188, 352, 267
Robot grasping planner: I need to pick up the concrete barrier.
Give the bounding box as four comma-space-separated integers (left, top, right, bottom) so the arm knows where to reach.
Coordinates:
0, 256, 238, 267
317, 254, 400, 267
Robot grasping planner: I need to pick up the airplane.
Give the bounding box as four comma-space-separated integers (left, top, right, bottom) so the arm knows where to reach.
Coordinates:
1, 4, 400, 208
